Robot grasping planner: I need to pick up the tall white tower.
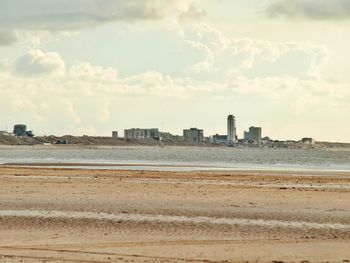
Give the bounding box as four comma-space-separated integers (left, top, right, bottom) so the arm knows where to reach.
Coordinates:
227, 115, 236, 143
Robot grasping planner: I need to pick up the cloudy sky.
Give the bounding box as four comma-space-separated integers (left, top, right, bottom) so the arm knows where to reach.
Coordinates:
0, 0, 349, 142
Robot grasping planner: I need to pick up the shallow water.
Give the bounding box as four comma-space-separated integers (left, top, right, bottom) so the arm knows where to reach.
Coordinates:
0, 146, 349, 171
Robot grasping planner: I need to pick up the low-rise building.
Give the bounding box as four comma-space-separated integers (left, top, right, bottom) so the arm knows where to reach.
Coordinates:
301, 137, 315, 145
261, 136, 271, 146
212, 134, 227, 144
13, 124, 34, 137
0, 131, 13, 136
13, 124, 27, 137
172, 135, 184, 142
124, 128, 159, 140
159, 132, 172, 141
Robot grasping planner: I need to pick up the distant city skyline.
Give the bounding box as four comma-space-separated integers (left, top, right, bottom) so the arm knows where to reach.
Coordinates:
0, 111, 340, 142
1, 1, 350, 142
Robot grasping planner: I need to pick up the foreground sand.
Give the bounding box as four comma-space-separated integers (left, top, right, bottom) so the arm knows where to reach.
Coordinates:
0, 166, 349, 262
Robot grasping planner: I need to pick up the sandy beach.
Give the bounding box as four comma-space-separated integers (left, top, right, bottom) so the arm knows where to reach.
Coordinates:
0, 166, 349, 262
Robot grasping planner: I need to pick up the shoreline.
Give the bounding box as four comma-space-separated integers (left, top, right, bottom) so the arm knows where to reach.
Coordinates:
1, 140, 350, 150
1, 162, 350, 174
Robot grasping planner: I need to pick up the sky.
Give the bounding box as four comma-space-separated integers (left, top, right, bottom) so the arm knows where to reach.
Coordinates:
0, 0, 350, 142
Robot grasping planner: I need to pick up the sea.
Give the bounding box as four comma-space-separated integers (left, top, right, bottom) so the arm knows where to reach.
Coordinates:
0, 145, 349, 171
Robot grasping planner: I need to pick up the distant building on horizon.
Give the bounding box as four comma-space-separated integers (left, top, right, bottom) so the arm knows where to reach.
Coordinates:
112, 131, 118, 139
13, 124, 27, 137
244, 126, 262, 144
227, 115, 237, 143
183, 128, 204, 143
0, 131, 13, 136
301, 137, 315, 145
159, 132, 172, 141
124, 128, 159, 140
13, 124, 34, 137
213, 134, 227, 144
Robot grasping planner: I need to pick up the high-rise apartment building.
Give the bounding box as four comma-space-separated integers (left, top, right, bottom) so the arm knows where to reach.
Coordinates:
227, 115, 236, 143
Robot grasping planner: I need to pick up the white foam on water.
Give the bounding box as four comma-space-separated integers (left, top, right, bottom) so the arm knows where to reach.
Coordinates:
1, 210, 349, 230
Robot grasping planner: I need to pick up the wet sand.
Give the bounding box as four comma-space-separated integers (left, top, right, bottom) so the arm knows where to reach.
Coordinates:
0, 166, 349, 262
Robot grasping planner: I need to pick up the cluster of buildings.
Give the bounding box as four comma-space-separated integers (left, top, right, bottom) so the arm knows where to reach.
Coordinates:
119, 115, 237, 146
0, 124, 34, 137
122, 128, 177, 141
119, 114, 316, 147
0, 117, 316, 147
121, 115, 240, 145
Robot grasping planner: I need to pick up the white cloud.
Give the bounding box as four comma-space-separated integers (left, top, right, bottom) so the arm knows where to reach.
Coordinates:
1, 18, 349, 140
14, 49, 65, 77
0, 30, 18, 45
178, 23, 330, 81
1, 51, 350, 140
0, 0, 202, 46
4, 52, 350, 108
122, 71, 188, 98
186, 39, 215, 73
0, 59, 10, 70
176, 23, 229, 73
69, 63, 117, 82
99, 104, 111, 123
62, 99, 81, 124
266, 0, 350, 20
